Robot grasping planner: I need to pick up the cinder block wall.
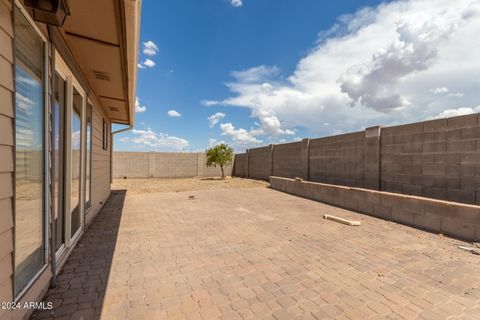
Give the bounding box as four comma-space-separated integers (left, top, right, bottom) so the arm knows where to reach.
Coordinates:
273, 141, 302, 179
309, 132, 365, 187
232, 153, 246, 177
233, 113, 480, 205
380, 114, 480, 204
152, 153, 197, 178
113, 152, 149, 178
113, 152, 233, 179
270, 177, 480, 242
248, 146, 272, 180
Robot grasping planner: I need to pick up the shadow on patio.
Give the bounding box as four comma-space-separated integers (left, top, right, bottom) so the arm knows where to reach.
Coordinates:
31, 190, 127, 320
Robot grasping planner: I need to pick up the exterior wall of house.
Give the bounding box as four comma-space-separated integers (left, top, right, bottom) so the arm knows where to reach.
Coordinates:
87, 104, 112, 225
0, 2, 114, 318
0, 2, 53, 320
0, 1, 15, 318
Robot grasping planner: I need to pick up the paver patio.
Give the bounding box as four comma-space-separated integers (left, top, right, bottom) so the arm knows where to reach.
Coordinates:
32, 184, 480, 320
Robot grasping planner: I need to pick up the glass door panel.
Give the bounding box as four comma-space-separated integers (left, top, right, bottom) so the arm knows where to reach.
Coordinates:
54, 72, 66, 251
70, 87, 83, 237
84, 104, 92, 211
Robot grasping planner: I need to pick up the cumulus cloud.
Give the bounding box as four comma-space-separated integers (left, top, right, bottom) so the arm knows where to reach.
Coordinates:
142, 59, 156, 68
203, 0, 480, 137
429, 106, 480, 119
220, 123, 262, 147
142, 41, 159, 56
250, 109, 295, 136
130, 128, 189, 151
202, 100, 221, 106
208, 138, 226, 148
448, 92, 465, 98
231, 0, 242, 8
337, 9, 473, 112
430, 87, 449, 94
167, 110, 181, 117
430, 87, 464, 98
231, 65, 279, 83
135, 97, 146, 113
208, 112, 226, 127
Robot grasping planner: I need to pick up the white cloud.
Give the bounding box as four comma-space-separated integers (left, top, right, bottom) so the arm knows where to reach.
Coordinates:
131, 128, 189, 151
250, 109, 295, 136
167, 110, 181, 117
203, 0, 480, 136
143, 41, 159, 56
137, 63, 146, 69
448, 92, 465, 98
135, 97, 147, 113
15, 93, 34, 115
231, 65, 279, 83
429, 106, 480, 119
208, 138, 226, 148
142, 59, 156, 68
231, 0, 242, 8
208, 112, 226, 127
220, 123, 262, 147
202, 100, 221, 106
430, 87, 449, 94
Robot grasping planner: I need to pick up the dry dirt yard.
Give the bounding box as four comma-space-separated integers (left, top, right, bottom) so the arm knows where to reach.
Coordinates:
112, 177, 269, 194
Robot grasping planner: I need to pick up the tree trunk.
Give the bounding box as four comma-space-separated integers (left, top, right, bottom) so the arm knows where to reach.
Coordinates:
221, 166, 225, 180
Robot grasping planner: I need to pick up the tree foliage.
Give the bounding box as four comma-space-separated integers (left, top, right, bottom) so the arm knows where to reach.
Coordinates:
205, 143, 233, 179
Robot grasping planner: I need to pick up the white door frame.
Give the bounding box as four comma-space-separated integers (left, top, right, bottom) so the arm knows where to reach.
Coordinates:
54, 51, 87, 253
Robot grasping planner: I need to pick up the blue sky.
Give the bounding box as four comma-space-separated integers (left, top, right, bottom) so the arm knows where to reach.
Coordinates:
116, 0, 480, 152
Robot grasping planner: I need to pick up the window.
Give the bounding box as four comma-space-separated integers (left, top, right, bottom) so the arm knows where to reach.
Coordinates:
14, 6, 47, 297
85, 104, 93, 211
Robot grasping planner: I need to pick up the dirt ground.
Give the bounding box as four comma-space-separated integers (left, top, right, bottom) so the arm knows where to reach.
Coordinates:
112, 177, 269, 194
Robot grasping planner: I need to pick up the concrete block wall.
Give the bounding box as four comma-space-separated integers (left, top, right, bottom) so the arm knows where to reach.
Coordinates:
232, 153, 247, 177
309, 131, 365, 187
113, 152, 233, 179
271, 177, 480, 242
380, 113, 480, 205
151, 153, 197, 178
233, 113, 480, 205
113, 152, 149, 178
247, 146, 272, 180
272, 141, 302, 179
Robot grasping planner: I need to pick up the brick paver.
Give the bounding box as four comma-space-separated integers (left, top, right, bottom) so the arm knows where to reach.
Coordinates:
32, 187, 480, 319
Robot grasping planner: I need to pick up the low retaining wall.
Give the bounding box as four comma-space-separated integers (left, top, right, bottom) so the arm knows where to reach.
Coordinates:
270, 176, 480, 241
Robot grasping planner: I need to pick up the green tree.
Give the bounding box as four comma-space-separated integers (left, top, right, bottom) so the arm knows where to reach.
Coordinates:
205, 143, 233, 179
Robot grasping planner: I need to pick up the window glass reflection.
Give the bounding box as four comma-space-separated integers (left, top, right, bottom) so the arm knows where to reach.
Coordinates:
14, 8, 45, 296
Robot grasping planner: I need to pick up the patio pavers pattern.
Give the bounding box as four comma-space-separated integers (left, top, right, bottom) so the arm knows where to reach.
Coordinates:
32, 187, 480, 319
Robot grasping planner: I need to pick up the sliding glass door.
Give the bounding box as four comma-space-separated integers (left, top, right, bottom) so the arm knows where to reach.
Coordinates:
85, 104, 93, 212
53, 72, 66, 253
70, 87, 83, 238
54, 52, 86, 259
